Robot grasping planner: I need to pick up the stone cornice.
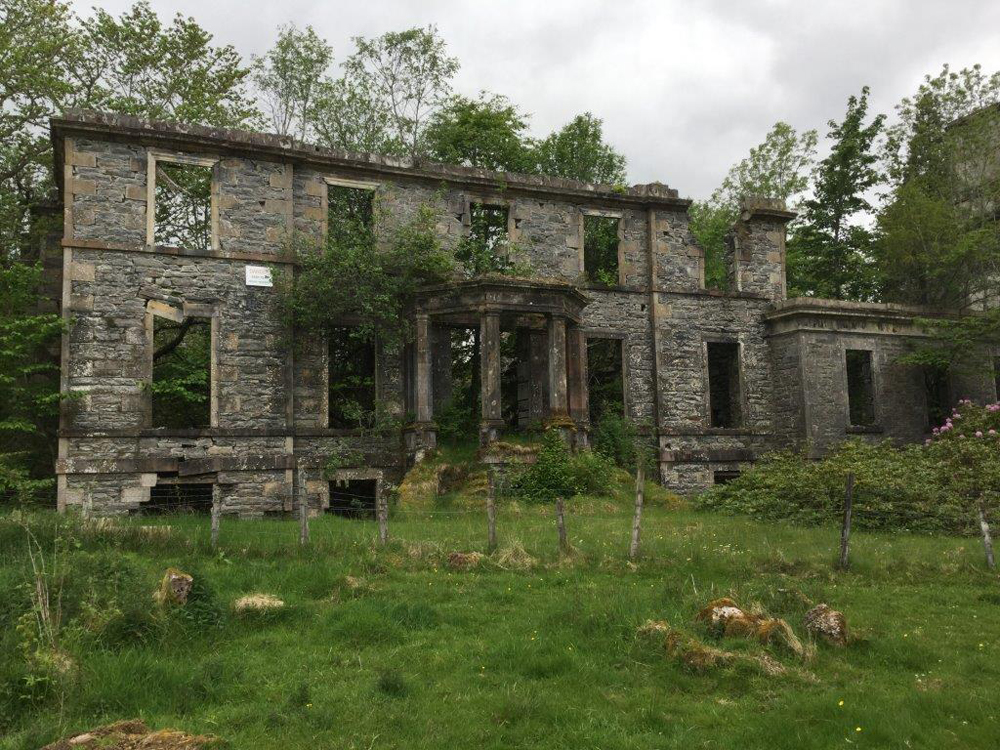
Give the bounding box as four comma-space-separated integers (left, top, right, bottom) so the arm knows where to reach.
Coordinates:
51, 110, 693, 211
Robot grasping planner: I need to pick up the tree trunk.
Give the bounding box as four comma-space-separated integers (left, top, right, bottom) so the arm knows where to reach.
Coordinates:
978, 499, 995, 570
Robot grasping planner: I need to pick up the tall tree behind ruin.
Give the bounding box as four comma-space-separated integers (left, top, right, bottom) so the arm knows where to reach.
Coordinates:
690, 122, 818, 290
788, 87, 884, 300
424, 93, 534, 173
531, 113, 628, 185
874, 65, 1000, 309
252, 24, 332, 140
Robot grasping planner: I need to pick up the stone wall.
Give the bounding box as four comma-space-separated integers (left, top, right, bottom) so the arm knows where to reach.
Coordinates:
53, 110, 991, 513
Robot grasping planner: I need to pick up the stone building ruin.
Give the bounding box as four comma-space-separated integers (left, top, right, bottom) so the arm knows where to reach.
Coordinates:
51, 111, 998, 516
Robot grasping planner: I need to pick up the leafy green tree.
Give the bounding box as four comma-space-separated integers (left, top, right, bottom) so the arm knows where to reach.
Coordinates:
531, 113, 627, 185
425, 93, 533, 172
310, 75, 402, 155
0, 263, 63, 501
788, 87, 884, 299
253, 24, 333, 139
343, 26, 459, 157
875, 65, 1000, 309
74, 1, 258, 129
691, 122, 817, 289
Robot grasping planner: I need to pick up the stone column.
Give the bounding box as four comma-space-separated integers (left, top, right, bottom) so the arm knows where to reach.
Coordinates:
547, 316, 569, 418
431, 325, 453, 415
567, 324, 590, 447
479, 312, 503, 444
413, 313, 435, 453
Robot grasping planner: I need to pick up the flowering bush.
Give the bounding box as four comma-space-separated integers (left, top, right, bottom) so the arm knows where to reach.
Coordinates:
699, 400, 1000, 536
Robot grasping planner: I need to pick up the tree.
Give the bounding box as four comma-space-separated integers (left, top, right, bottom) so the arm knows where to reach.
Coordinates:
788, 87, 884, 299
253, 24, 333, 139
531, 113, 627, 185
0, 0, 79, 259
691, 122, 817, 289
875, 65, 1000, 308
310, 75, 402, 155
424, 93, 533, 172
74, 1, 259, 129
343, 26, 459, 157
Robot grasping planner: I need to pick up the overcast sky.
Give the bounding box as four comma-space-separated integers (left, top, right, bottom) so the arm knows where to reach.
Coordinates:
89, 0, 1000, 199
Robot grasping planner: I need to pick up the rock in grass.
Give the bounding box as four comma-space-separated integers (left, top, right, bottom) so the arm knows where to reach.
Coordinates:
233, 593, 284, 612
153, 568, 193, 606
804, 603, 848, 646
695, 597, 806, 657
447, 551, 483, 571
42, 719, 220, 749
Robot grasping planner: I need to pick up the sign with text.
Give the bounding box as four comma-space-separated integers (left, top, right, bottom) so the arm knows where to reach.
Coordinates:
245, 265, 273, 287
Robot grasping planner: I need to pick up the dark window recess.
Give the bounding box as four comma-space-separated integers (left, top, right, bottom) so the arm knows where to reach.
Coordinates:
994, 357, 1000, 401
845, 349, 876, 427
327, 480, 377, 518
584, 215, 620, 286
155, 161, 212, 250
713, 470, 741, 485
329, 327, 376, 429
459, 203, 510, 275
144, 482, 213, 514
707, 342, 742, 428
151, 315, 211, 429
587, 337, 625, 423
327, 184, 375, 245
924, 367, 951, 430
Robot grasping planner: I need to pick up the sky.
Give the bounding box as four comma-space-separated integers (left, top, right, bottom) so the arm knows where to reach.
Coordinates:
87, 0, 1000, 200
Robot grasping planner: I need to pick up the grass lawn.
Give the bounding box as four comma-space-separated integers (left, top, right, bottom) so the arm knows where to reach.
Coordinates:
1, 505, 999, 749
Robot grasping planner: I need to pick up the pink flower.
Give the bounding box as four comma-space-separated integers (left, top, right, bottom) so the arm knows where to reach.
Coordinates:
976, 431, 983, 438
990, 430, 996, 436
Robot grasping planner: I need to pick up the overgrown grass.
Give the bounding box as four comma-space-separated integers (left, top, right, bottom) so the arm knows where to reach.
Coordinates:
1, 506, 998, 748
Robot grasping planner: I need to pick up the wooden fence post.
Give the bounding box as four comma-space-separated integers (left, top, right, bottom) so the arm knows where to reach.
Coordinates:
838, 472, 854, 570
629, 459, 645, 561
555, 496, 568, 554
486, 470, 498, 553
376, 476, 388, 546
978, 499, 996, 570
298, 467, 309, 546
210, 487, 221, 550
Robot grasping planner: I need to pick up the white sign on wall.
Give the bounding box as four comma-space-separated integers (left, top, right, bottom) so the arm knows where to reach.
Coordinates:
245, 265, 273, 287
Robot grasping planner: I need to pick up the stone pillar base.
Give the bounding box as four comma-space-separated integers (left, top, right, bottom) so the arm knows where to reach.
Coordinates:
404, 422, 437, 463
479, 419, 504, 447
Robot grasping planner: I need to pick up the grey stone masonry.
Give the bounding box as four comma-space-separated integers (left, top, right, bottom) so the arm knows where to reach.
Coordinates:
49, 111, 998, 514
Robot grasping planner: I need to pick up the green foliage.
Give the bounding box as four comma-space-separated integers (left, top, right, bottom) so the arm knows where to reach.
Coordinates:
691, 122, 817, 290
344, 25, 460, 157
787, 87, 884, 300
583, 215, 619, 286
589, 411, 655, 475
253, 23, 333, 139
277, 201, 454, 347
511, 431, 616, 502
876, 64, 1000, 308
149, 317, 210, 430
698, 415, 1000, 536
0, 263, 63, 501
531, 113, 627, 185
425, 93, 533, 172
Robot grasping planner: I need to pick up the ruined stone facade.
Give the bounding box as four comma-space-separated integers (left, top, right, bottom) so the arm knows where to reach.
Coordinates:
51, 112, 999, 515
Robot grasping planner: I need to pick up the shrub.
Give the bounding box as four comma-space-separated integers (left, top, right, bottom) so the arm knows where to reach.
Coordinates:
697, 435, 981, 535
590, 411, 656, 474
511, 431, 616, 502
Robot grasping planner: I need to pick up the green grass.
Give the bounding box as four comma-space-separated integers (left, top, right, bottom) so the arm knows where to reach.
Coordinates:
1, 506, 999, 749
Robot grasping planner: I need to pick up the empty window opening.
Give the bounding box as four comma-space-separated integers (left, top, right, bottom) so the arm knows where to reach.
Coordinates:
433, 327, 480, 443
327, 479, 377, 518
154, 161, 212, 250
500, 329, 520, 429
584, 215, 620, 286
151, 315, 211, 429
329, 326, 376, 429
714, 470, 741, 485
845, 349, 876, 427
460, 203, 510, 275
587, 337, 625, 424
327, 183, 375, 247
144, 481, 213, 515
924, 367, 951, 430
513, 328, 548, 430
707, 342, 742, 428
